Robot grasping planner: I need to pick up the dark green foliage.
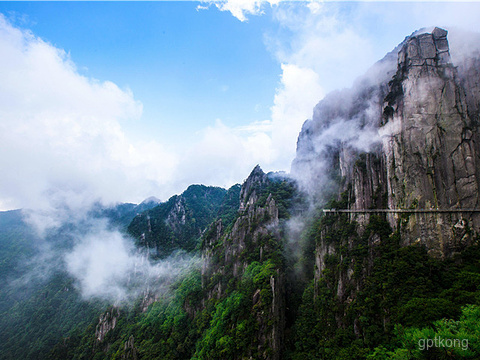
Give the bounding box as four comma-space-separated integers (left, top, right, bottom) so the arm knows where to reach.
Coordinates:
4, 176, 480, 360
217, 184, 241, 228
383, 73, 404, 122
128, 185, 228, 258
369, 305, 480, 359
49, 270, 206, 360
0, 211, 107, 360
326, 184, 354, 210
54, 256, 282, 359
383, 105, 394, 119
384, 73, 404, 107
290, 213, 480, 359
46, 176, 286, 360
194, 259, 281, 360
256, 175, 299, 219
0, 273, 106, 360
0, 210, 37, 312
87, 198, 161, 232
355, 153, 368, 172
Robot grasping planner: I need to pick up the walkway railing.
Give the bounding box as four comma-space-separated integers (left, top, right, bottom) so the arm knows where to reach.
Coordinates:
322, 209, 480, 214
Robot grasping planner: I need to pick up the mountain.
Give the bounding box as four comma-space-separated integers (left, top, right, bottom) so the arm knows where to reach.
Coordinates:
3, 27, 480, 360
293, 27, 480, 257
290, 27, 480, 359
90, 196, 161, 231
0, 210, 108, 360
198, 167, 297, 359
128, 184, 239, 258
49, 166, 298, 360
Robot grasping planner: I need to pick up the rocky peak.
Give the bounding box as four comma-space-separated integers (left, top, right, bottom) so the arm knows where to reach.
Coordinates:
239, 165, 268, 211
140, 196, 161, 205
360, 27, 480, 255
381, 27, 479, 208
398, 27, 450, 75
200, 164, 284, 359
292, 27, 480, 257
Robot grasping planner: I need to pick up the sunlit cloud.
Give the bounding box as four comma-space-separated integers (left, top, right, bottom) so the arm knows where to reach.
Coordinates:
200, 0, 280, 22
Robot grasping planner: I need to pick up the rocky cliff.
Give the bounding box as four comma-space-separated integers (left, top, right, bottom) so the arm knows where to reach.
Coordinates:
95, 307, 120, 342
200, 166, 290, 360
293, 27, 480, 258
287, 29, 480, 359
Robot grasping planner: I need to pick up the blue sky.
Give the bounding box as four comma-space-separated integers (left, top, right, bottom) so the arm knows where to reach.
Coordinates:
0, 2, 280, 144
0, 1, 479, 213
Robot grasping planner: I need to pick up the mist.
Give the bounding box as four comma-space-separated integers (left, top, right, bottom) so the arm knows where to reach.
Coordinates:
3, 201, 196, 307
64, 219, 196, 303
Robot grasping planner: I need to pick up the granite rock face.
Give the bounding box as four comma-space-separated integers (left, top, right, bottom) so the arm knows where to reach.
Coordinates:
121, 335, 138, 360
292, 36, 399, 201
293, 28, 480, 258
381, 28, 480, 255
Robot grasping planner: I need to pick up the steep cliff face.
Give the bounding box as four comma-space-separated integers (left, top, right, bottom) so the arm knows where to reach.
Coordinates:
292, 39, 399, 201
285, 30, 480, 359
380, 28, 480, 254
294, 28, 480, 258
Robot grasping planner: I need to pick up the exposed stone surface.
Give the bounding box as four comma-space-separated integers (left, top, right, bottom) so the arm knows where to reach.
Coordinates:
128, 184, 227, 258
239, 165, 268, 211
139, 289, 158, 313
292, 40, 399, 200
95, 307, 120, 342
380, 28, 480, 254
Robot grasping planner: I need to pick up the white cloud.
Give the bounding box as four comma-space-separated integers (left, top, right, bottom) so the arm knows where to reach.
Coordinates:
258, 3, 376, 171
271, 3, 376, 93
194, 2, 377, 174
65, 227, 136, 301
171, 64, 324, 177
201, 0, 280, 22
175, 119, 274, 188
5, 2, 478, 221
0, 13, 287, 244
269, 63, 324, 170
203, 1, 480, 180
0, 14, 178, 214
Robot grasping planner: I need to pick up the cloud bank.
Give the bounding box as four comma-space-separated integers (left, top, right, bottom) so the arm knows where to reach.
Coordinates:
0, 14, 178, 213
0, 14, 196, 303
0, 10, 316, 214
